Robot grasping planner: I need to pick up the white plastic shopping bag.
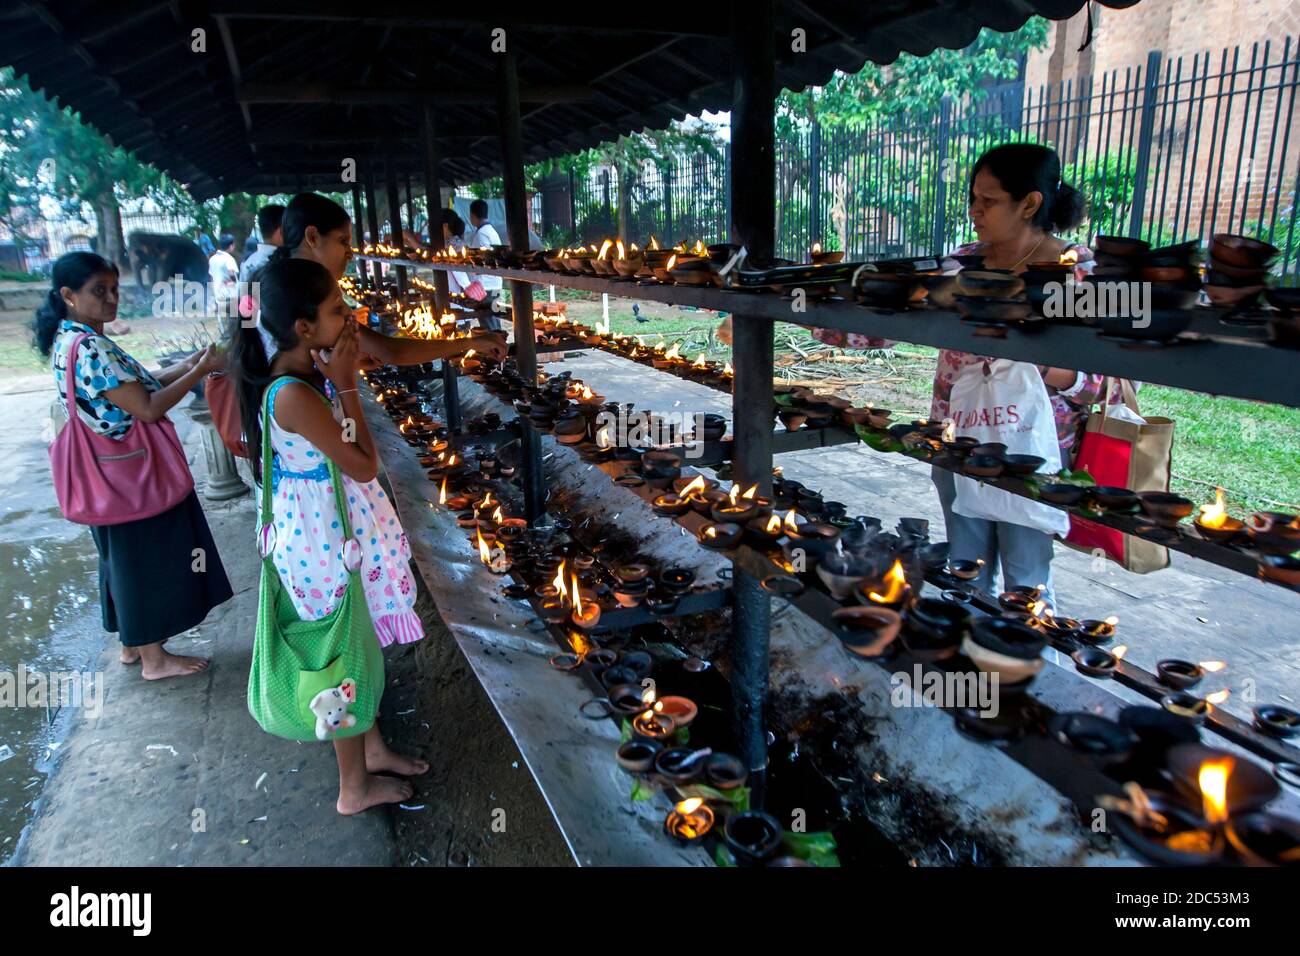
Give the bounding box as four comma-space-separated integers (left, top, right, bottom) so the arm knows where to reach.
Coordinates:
949, 358, 1069, 536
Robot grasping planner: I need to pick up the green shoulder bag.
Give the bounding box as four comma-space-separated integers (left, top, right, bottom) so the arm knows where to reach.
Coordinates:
246, 377, 385, 742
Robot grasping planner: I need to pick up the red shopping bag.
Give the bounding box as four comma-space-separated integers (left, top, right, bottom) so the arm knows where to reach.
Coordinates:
1063, 380, 1173, 573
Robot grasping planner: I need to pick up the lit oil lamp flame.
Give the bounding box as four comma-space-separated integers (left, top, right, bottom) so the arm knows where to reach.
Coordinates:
765, 513, 782, 534
742, 484, 758, 500
783, 509, 800, 534
438, 476, 448, 506
597, 238, 613, 260
476, 529, 492, 565
1060, 248, 1079, 267
491, 506, 504, 524
647, 235, 660, 250
722, 361, 734, 376
1198, 757, 1233, 825
868, 560, 908, 605
691, 239, 707, 256
1197, 488, 1230, 529
571, 572, 583, 614
679, 796, 704, 815
729, 484, 741, 506
1207, 688, 1231, 705
941, 419, 956, 443
1028, 600, 1048, 621
692, 352, 708, 368
596, 424, 612, 449
1105, 615, 1120, 627
552, 561, 567, 600
1200, 660, 1227, 673
666, 253, 677, 271
615, 239, 626, 260
811, 241, 822, 255
1112, 644, 1128, 660
570, 630, 591, 658
664, 342, 682, 362
479, 490, 495, 510
681, 475, 706, 497
704, 526, 718, 538
641, 686, 657, 706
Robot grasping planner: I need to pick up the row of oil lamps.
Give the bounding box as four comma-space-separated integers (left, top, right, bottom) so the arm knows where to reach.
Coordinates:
364, 314, 1300, 864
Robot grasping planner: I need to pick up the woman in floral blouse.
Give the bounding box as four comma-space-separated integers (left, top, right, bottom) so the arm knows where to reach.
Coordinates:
814, 144, 1133, 606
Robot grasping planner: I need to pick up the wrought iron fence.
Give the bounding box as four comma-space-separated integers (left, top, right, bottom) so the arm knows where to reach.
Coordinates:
554, 37, 1300, 283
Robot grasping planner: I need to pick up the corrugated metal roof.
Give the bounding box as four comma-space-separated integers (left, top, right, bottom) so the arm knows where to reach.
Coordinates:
0, 0, 1093, 198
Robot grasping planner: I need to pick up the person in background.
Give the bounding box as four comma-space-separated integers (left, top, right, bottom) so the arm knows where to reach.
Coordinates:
811, 143, 1130, 608
33, 252, 232, 679
193, 227, 216, 258
464, 199, 504, 328
441, 209, 472, 298
208, 235, 239, 316
239, 204, 284, 287
256, 192, 506, 368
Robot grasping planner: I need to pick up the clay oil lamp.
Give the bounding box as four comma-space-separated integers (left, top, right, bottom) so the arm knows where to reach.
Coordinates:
570, 590, 602, 631
1168, 745, 1281, 822
901, 598, 971, 661
784, 518, 842, 563
944, 558, 983, 582
538, 596, 569, 624
1106, 782, 1228, 866
712, 483, 761, 524
657, 695, 699, 729
552, 413, 588, 446
651, 492, 690, 517
631, 701, 678, 745
1226, 813, 1300, 866
1078, 615, 1120, 645
1048, 712, 1139, 765
1071, 643, 1127, 679
809, 240, 844, 265
722, 810, 784, 866
856, 559, 912, 611
1260, 554, 1300, 586
704, 752, 748, 791
1247, 511, 1300, 555
1254, 704, 1300, 738
1038, 610, 1086, 649
658, 567, 695, 594
653, 746, 707, 786
664, 797, 715, 846
831, 606, 902, 658
1156, 658, 1219, 690
698, 522, 743, 550
1161, 689, 1231, 724
643, 588, 680, 617
692, 487, 731, 517
612, 577, 648, 608
616, 739, 662, 774
1138, 491, 1195, 529
963, 454, 1004, 479
1194, 487, 1246, 544
640, 449, 683, 489
816, 551, 877, 601
777, 407, 808, 432
963, 618, 1047, 687
606, 683, 650, 718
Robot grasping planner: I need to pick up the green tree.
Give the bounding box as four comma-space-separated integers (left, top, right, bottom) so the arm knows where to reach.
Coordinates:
0, 67, 192, 268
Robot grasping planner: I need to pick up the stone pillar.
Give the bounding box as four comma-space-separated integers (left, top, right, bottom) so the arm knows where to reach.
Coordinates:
189, 399, 249, 501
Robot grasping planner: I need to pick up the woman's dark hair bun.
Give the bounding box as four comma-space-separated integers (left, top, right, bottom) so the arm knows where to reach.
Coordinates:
1048, 181, 1086, 232
971, 142, 1087, 234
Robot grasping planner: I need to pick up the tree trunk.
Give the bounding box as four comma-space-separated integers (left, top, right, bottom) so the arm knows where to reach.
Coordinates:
91, 191, 126, 269
617, 164, 637, 239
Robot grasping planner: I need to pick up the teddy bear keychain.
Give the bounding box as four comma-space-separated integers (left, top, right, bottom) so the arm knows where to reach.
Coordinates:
310, 678, 358, 740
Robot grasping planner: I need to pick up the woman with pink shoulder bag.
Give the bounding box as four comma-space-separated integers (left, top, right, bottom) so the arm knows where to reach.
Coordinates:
35, 252, 233, 680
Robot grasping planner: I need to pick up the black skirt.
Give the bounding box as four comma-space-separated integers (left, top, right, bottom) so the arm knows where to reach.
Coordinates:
90, 491, 234, 647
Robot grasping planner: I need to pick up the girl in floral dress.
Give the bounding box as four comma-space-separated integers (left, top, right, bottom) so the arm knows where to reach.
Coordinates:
230, 257, 500, 814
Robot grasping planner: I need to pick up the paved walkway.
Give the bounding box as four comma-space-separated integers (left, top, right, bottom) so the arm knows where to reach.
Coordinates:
550, 349, 1300, 721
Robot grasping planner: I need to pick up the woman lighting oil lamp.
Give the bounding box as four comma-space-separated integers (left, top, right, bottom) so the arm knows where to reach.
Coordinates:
1194, 488, 1246, 544
664, 797, 715, 846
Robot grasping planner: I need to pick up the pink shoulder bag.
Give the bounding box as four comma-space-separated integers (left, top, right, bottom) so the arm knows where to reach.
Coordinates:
48, 333, 194, 526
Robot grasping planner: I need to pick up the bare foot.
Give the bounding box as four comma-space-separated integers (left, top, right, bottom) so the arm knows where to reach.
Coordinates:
337, 773, 413, 815
120, 647, 141, 665
365, 742, 430, 777
140, 651, 211, 680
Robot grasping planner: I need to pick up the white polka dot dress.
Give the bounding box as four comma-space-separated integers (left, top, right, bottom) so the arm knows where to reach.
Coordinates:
262, 378, 422, 647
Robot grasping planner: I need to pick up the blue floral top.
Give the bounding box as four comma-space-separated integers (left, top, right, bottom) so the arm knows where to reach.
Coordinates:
51, 320, 162, 440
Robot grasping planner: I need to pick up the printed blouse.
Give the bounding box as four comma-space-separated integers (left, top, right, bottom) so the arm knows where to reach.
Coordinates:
51, 319, 162, 439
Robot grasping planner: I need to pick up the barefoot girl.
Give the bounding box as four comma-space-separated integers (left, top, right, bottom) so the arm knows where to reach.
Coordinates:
231, 258, 503, 813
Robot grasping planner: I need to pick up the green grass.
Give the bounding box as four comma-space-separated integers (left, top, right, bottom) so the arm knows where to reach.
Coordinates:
548, 291, 1300, 515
